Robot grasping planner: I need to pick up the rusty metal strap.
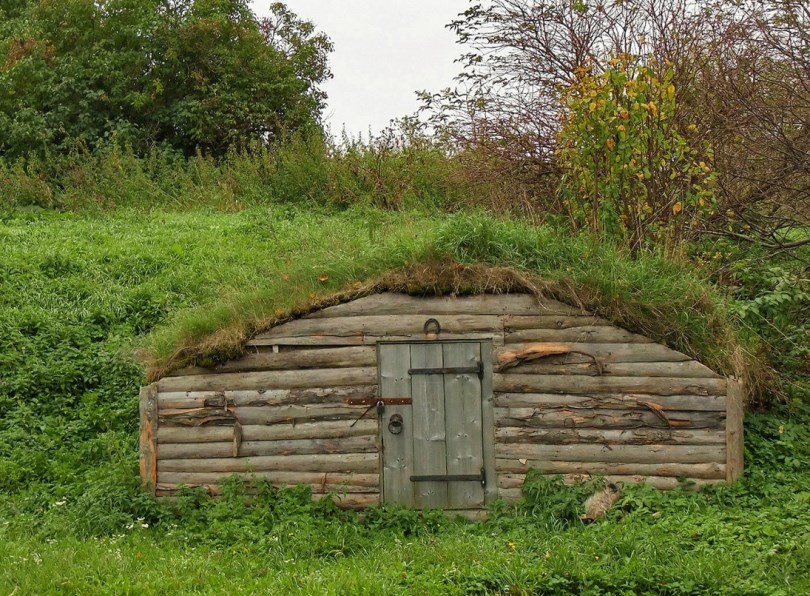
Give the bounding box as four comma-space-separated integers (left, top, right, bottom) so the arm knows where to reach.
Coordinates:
346, 397, 412, 406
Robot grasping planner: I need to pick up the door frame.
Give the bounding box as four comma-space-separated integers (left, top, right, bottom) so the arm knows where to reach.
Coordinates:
376, 339, 497, 508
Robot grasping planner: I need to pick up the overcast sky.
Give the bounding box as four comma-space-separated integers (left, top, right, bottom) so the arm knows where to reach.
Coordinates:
251, 0, 468, 138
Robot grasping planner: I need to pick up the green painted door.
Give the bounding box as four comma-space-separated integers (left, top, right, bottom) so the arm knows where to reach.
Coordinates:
379, 341, 486, 509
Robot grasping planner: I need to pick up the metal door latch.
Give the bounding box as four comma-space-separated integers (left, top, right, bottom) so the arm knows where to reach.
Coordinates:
408, 361, 484, 380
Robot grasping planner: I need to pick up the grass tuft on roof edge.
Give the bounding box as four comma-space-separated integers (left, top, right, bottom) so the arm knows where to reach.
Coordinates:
142, 213, 769, 403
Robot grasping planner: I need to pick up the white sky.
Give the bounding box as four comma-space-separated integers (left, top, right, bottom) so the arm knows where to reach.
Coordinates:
251, 0, 468, 138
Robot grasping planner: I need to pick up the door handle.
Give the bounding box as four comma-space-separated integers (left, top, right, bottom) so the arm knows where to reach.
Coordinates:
388, 414, 404, 435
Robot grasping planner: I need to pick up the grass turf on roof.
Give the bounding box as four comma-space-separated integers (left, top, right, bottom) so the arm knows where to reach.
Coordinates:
142, 212, 767, 403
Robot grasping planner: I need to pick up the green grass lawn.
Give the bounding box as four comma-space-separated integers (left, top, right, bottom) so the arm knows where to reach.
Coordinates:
0, 206, 808, 594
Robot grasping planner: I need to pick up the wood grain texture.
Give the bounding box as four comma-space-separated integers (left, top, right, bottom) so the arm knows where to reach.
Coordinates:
443, 342, 485, 509
505, 360, 721, 378
492, 392, 726, 411
139, 384, 158, 491
726, 378, 745, 482
495, 459, 726, 479
157, 482, 380, 495
493, 374, 727, 396
505, 327, 654, 344
247, 332, 505, 347
494, 427, 726, 445
158, 420, 378, 443
157, 435, 378, 459
495, 442, 726, 464
410, 343, 448, 508
158, 453, 378, 473
157, 386, 378, 409
168, 346, 377, 377
379, 343, 414, 506
495, 343, 692, 365
302, 293, 582, 318
157, 367, 377, 393
159, 403, 371, 427
494, 407, 725, 429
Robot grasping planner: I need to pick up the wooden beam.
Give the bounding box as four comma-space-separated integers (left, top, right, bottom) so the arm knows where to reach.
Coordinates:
157, 435, 378, 459
157, 386, 378, 409
158, 420, 378, 443
726, 378, 745, 482
156, 367, 377, 393
494, 406, 725, 429
495, 343, 692, 365
494, 427, 726, 445
158, 453, 378, 474
493, 392, 726, 411
493, 374, 727, 396
139, 384, 158, 492
495, 442, 726, 464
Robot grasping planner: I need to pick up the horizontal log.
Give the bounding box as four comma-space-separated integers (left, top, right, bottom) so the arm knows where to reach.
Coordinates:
156, 482, 380, 495
157, 367, 377, 393
303, 293, 583, 318
247, 332, 504, 347
493, 375, 727, 396
493, 393, 727, 411
495, 443, 726, 464
158, 420, 378, 443
158, 471, 379, 487
496, 473, 723, 491
494, 427, 726, 445
494, 407, 725, 429
158, 435, 378, 459
505, 360, 721, 378
505, 327, 654, 344
496, 343, 691, 365
258, 314, 505, 339
159, 403, 372, 427
158, 386, 378, 409
168, 347, 377, 377
495, 459, 726, 479
158, 453, 378, 474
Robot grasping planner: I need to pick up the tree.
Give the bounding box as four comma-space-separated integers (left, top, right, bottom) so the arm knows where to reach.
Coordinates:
0, 0, 333, 158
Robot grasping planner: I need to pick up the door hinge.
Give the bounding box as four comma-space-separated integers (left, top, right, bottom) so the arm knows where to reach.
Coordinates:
410, 468, 486, 487
408, 361, 484, 380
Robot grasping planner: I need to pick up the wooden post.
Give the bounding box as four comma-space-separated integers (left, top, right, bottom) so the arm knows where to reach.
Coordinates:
725, 378, 745, 482
139, 384, 158, 493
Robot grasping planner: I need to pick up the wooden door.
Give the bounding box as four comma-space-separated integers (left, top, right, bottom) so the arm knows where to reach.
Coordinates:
379, 341, 487, 509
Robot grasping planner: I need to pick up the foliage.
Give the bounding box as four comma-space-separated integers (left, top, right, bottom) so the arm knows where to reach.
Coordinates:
0, 0, 332, 158
557, 57, 716, 250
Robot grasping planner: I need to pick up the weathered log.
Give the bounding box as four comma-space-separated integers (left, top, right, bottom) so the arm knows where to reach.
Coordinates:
157, 386, 378, 409
493, 393, 727, 411
497, 473, 723, 491
139, 384, 158, 491
158, 471, 379, 487
168, 346, 377, 376
302, 293, 582, 318
247, 332, 504, 347
493, 374, 727, 396
494, 407, 725, 429
158, 453, 378, 473
495, 343, 691, 365
159, 403, 372, 427
726, 379, 745, 482
157, 435, 378, 459
494, 427, 726, 445
158, 420, 378, 443
505, 327, 654, 344
495, 459, 726, 479
156, 482, 380, 495
157, 367, 377, 393
505, 360, 721, 378
258, 314, 505, 339
495, 442, 726, 464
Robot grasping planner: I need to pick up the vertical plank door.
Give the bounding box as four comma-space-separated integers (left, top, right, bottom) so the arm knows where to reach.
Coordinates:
442, 342, 485, 509
379, 343, 414, 506
410, 343, 449, 507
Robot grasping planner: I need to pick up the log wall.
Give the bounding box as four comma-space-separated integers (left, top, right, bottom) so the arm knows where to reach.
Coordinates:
144, 292, 742, 507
